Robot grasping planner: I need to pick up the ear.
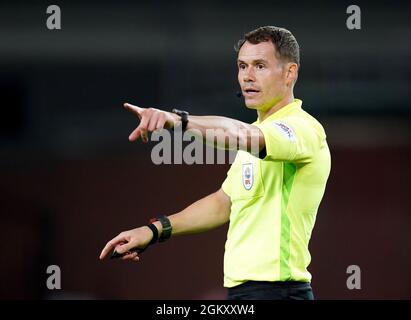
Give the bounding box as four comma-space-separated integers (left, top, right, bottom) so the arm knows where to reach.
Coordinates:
285, 63, 298, 86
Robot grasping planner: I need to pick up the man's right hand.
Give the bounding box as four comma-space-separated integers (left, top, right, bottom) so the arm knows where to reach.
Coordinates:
123, 102, 179, 143
99, 226, 154, 262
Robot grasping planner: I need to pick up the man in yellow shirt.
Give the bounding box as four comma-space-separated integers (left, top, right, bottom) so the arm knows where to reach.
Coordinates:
100, 26, 331, 300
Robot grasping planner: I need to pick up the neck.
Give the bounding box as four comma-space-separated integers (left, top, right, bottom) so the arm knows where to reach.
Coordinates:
257, 92, 294, 122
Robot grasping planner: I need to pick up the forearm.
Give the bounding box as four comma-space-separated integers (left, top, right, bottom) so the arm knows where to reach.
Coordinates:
185, 115, 264, 153
154, 189, 231, 237
122, 103, 264, 153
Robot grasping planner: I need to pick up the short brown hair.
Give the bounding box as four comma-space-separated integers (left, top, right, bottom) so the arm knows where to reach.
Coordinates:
235, 26, 300, 68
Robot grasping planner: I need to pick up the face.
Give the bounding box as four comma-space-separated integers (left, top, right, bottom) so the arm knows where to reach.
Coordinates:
237, 41, 294, 111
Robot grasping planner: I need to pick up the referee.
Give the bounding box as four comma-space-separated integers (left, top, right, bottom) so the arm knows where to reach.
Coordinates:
100, 26, 331, 300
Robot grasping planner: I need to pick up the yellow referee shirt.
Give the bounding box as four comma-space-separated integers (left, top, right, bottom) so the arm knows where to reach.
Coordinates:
221, 99, 331, 288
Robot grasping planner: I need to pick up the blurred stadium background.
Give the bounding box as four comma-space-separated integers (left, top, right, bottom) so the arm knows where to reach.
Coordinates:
0, 0, 410, 299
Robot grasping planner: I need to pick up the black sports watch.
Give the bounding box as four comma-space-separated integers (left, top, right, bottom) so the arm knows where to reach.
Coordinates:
149, 215, 172, 242
155, 215, 172, 242
172, 108, 189, 131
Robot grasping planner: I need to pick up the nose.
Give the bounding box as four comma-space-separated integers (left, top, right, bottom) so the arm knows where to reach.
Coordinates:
243, 66, 255, 82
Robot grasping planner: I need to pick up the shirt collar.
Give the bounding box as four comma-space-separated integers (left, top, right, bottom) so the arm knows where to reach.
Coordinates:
256, 99, 302, 124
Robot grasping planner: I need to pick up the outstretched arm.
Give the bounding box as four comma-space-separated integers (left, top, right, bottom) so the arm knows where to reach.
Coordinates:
99, 188, 231, 262
123, 102, 265, 154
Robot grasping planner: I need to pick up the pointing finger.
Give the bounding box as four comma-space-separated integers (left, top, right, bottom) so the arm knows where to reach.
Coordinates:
99, 237, 126, 260
124, 102, 144, 119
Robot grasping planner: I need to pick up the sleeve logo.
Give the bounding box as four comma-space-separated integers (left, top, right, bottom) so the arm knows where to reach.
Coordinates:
272, 121, 296, 141
242, 163, 254, 190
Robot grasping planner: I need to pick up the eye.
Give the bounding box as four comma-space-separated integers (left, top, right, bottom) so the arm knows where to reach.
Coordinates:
256, 63, 265, 70
238, 63, 246, 70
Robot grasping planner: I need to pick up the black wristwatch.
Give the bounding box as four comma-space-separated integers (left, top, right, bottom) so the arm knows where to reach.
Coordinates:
150, 215, 172, 242
172, 108, 189, 131
158, 215, 172, 242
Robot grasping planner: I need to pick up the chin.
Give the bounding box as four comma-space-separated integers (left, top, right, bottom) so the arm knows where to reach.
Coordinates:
244, 100, 260, 110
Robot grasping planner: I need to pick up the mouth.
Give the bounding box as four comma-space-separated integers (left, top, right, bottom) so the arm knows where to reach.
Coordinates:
243, 88, 260, 97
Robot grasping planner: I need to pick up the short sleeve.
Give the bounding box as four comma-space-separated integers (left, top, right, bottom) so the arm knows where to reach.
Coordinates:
221, 164, 234, 197
254, 116, 323, 163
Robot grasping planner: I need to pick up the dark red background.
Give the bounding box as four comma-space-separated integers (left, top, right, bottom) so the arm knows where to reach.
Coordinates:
1, 146, 410, 299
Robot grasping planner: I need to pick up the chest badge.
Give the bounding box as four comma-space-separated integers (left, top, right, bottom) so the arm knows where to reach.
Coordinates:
242, 163, 254, 190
